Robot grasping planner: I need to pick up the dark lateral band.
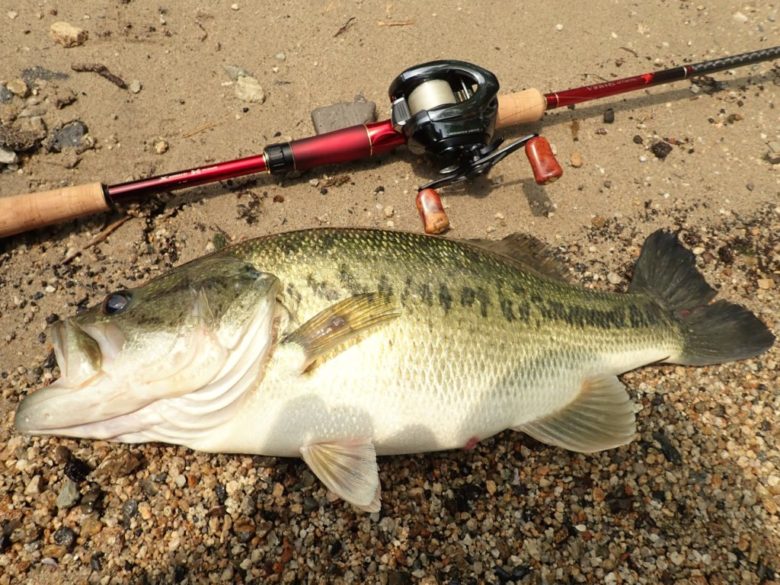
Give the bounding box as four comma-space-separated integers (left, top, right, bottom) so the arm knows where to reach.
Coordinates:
264, 143, 295, 174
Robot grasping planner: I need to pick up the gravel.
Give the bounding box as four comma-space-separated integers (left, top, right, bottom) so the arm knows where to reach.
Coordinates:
0, 204, 776, 584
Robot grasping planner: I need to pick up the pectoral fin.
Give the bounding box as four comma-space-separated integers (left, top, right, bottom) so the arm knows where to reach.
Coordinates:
300, 438, 381, 512
283, 292, 400, 370
516, 374, 636, 453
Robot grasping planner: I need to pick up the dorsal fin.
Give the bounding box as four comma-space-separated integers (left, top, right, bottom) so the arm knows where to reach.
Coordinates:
465, 233, 570, 282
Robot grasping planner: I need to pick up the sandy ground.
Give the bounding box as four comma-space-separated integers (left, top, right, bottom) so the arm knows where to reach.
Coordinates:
0, 1, 778, 583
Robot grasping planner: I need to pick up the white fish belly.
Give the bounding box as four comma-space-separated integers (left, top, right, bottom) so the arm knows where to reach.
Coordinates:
200, 327, 671, 458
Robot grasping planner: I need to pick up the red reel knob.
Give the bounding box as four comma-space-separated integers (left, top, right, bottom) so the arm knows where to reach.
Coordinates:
416, 188, 450, 234
525, 136, 563, 185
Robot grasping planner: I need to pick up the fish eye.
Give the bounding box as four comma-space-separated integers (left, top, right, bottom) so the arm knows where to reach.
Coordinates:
103, 291, 132, 315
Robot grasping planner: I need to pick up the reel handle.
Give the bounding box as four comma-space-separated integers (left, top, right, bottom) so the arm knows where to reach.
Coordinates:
495, 88, 547, 129
525, 136, 562, 185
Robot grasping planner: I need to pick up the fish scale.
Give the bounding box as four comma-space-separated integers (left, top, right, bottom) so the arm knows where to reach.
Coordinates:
207, 229, 680, 455
15, 227, 773, 512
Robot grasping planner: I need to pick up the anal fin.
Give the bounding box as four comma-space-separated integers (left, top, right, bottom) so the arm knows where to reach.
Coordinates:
300, 438, 381, 512
516, 374, 636, 453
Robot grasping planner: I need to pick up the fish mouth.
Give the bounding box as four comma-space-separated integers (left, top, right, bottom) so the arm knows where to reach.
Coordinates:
14, 284, 280, 442
14, 319, 128, 435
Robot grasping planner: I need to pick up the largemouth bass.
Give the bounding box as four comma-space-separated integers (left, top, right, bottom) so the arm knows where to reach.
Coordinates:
15, 228, 774, 512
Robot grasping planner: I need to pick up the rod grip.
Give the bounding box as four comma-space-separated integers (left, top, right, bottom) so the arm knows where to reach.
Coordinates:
495, 88, 547, 129
0, 182, 109, 238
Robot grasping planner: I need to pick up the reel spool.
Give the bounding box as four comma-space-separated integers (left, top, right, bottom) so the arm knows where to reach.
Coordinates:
389, 60, 500, 165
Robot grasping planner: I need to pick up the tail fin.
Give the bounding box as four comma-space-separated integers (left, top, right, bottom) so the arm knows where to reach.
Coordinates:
629, 230, 774, 366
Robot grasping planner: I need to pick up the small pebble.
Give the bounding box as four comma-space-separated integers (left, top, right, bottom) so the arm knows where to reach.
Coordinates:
128, 79, 142, 94
6, 78, 29, 97
650, 141, 673, 160
52, 527, 76, 551
555, 23, 564, 31
732, 11, 749, 23
138, 502, 152, 520
122, 499, 139, 519
632, 135, 643, 144
49, 121, 89, 152
25, 475, 43, 495
275, 52, 286, 61
64, 457, 91, 483
383, 205, 394, 218
234, 75, 266, 103
607, 272, 622, 285
233, 517, 256, 542
154, 139, 169, 154
766, 141, 780, 164
81, 516, 103, 537
570, 151, 583, 168
56, 479, 80, 509
0, 147, 18, 165
49, 21, 88, 48
603, 108, 615, 124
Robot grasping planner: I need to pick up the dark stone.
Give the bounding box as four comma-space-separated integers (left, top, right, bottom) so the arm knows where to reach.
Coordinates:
650, 140, 673, 160
122, 499, 138, 520
652, 429, 682, 464
48, 120, 88, 152
90, 551, 105, 571
0, 84, 11, 103
495, 564, 531, 583
80, 482, 106, 513
603, 108, 615, 124
173, 564, 188, 583
447, 482, 482, 513
64, 457, 92, 483
632, 135, 643, 145
215, 483, 228, 504
311, 97, 377, 134
52, 526, 76, 551
387, 571, 412, 585
21, 66, 69, 85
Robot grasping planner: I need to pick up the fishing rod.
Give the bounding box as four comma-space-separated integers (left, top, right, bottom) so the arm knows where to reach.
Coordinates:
1, 45, 777, 238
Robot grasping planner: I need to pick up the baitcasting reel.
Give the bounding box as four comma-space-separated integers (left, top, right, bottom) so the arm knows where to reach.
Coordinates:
389, 60, 500, 167
389, 60, 562, 232
389, 60, 561, 190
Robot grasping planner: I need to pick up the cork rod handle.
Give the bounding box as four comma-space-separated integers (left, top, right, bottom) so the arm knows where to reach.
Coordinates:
495, 88, 547, 129
0, 182, 110, 238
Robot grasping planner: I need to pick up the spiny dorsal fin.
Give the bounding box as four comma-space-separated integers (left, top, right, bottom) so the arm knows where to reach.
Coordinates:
516, 374, 636, 453
283, 292, 400, 370
300, 438, 381, 512
465, 233, 570, 282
